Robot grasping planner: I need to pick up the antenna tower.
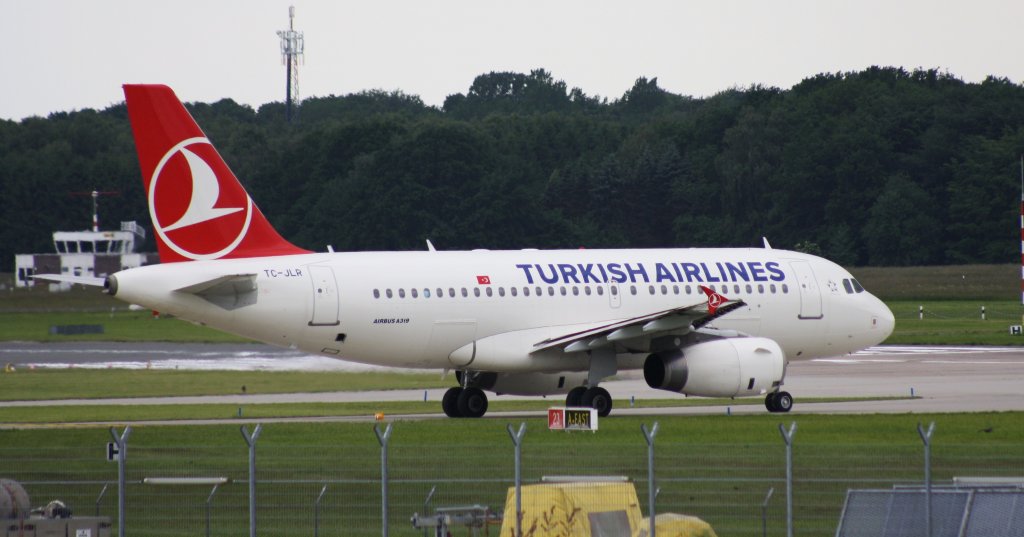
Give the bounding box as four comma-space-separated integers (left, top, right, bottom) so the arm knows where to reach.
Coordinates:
277, 6, 304, 122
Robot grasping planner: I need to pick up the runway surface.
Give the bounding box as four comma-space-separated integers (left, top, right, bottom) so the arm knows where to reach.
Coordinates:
2, 342, 1023, 423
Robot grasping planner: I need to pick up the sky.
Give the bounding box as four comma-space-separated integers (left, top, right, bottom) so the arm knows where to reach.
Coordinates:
2, 0, 1022, 121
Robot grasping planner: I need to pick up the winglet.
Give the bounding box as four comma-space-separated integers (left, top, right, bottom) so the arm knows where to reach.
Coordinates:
699, 285, 728, 315
762, 237, 773, 249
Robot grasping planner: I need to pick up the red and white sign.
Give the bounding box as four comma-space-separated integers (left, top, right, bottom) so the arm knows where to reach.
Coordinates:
476, 275, 491, 285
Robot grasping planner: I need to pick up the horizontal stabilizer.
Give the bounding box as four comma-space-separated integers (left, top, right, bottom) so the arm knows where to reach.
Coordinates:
174, 274, 257, 296
32, 274, 106, 287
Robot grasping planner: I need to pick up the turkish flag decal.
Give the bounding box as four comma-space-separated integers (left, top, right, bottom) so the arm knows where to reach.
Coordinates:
476, 275, 491, 285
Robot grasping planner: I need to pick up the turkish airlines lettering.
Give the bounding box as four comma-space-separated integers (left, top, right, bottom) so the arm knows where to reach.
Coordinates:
39, 85, 895, 418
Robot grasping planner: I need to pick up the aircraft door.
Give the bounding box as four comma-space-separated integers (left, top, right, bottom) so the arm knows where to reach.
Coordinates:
789, 260, 823, 319
308, 265, 340, 326
608, 283, 621, 309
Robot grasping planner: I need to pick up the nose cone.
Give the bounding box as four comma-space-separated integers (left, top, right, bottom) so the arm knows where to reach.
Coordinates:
870, 295, 895, 344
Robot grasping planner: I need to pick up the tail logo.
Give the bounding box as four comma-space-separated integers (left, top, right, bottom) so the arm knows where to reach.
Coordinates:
149, 137, 253, 260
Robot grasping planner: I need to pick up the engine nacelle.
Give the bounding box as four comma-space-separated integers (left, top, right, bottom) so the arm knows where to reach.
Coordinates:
644, 338, 785, 398
466, 371, 589, 396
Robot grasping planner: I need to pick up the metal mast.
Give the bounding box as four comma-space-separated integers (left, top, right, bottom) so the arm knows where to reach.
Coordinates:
277, 6, 304, 122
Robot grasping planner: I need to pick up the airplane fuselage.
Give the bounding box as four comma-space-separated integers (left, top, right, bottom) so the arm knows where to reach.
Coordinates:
110, 247, 891, 373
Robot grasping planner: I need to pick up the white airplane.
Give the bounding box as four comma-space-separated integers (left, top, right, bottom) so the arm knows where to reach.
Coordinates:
39, 84, 895, 418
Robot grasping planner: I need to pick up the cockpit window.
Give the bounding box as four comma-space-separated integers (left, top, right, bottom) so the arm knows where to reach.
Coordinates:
843, 279, 854, 294
851, 279, 865, 293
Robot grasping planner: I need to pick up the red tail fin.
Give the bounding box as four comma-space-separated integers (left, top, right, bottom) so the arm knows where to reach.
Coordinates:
699, 285, 728, 315
123, 84, 309, 262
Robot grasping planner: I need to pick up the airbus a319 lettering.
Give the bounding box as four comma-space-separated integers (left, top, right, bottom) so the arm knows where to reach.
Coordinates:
39, 85, 895, 418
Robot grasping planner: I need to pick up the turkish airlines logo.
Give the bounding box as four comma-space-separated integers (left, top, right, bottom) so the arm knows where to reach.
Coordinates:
148, 137, 253, 260
700, 285, 727, 315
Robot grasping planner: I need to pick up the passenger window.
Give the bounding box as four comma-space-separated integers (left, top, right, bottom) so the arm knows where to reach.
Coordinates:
461, 288, 468, 297
685, 285, 692, 294
660, 285, 667, 295
536, 286, 543, 296
474, 288, 481, 297
782, 284, 789, 293
745, 284, 752, 294
436, 288, 443, 298
398, 289, 406, 298
510, 287, 516, 297
610, 286, 618, 296
386, 289, 393, 299
523, 287, 530, 297
770, 284, 776, 294
733, 285, 740, 294
630, 285, 637, 295
597, 286, 604, 296
485, 287, 493, 297
758, 284, 764, 294
411, 289, 418, 298
571, 286, 579, 296
648, 285, 656, 295
843, 279, 854, 294
449, 288, 456, 297
673, 285, 679, 295
560, 287, 567, 296
548, 287, 555, 296
584, 286, 592, 296
373, 289, 380, 299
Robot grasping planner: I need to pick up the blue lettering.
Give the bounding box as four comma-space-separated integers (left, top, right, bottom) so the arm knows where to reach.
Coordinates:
672, 263, 684, 282
624, 263, 649, 283
715, 262, 729, 282
766, 261, 785, 282
597, 263, 609, 283
724, 262, 749, 282
700, 263, 721, 283
558, 263, 581, 284
515, 264, 535, 284
536, 264, 559, 284
578, 264, 600, 284
607, 263, 627, 283
748, 262, 767, 282
681, 263, 703, 282
654, 263, 676, 283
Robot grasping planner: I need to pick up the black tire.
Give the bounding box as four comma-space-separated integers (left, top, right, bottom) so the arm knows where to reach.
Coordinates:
442, 387, 463, 418
775, 391, 793, 413
581, 387, 613, 417
566, 386, 587, 407
457, 387, 489, 418
765, 393, 779, 412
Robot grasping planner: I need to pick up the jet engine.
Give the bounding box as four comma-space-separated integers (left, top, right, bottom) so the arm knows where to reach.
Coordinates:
461, 371, 589, 396
643, 338, 784, 397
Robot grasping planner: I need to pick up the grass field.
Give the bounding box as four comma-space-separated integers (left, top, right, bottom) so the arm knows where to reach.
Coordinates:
1, 413, 1020, 537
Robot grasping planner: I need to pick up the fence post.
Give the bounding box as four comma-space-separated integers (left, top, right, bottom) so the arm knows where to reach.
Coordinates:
778, 422, 796, 537
507, 423, 527, 537
374, 423, 393, 537
917, 422, 935, 537
109, 427, 131, 537
241, 425, 262, 537
314, 484, 328, 537
205, 483, 220, 537
761, 487, 774, 537
95, 483, 109, 517
641, 422, 659, 537
421, 485, 437, 537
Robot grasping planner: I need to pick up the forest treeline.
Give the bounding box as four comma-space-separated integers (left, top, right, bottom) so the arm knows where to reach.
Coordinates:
2, 66, 1023, 269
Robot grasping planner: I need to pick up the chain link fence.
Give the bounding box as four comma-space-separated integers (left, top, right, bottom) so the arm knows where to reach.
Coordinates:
2, 420, 1021, 537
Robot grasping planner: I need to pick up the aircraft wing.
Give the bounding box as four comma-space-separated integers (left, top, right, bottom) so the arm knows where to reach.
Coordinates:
31, 274, 106, 287
531, 286, 745, 354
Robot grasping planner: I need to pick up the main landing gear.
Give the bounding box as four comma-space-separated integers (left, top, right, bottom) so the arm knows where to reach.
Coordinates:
442, 387, 489, 418
765, 391, 793, 413
566, 386, 613, 417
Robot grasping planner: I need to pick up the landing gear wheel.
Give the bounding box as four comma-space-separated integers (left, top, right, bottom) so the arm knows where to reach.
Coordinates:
581, 387, 613, 417
765, 391, 793, 413
457, 387, 489, 418
443, 387, 463, 417
566, 386, 587, 407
